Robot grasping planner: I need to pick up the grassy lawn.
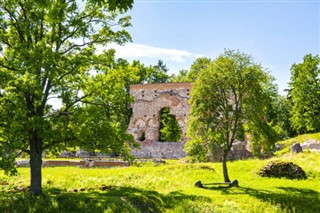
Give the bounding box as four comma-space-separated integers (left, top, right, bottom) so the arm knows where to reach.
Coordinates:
1, 150, 320, 213
274, 132, 320, 156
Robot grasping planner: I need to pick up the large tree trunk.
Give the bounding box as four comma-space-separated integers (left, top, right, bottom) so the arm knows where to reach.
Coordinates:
29, 136, 43, 195
222, 152, 230, 183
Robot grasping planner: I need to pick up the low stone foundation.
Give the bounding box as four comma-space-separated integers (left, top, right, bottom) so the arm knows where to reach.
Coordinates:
301, 140, 320, 152
17, 160, 129, 168
131, 141, 187, 159
131, 140, 253, 160
43, 160, 129, 167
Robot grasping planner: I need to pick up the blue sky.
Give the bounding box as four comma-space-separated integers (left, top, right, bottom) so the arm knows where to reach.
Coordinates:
110, 0, 320, 94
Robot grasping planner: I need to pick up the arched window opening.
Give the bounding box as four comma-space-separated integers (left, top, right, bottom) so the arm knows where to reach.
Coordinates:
159, 107, 182, 142
138, 131, 146, 142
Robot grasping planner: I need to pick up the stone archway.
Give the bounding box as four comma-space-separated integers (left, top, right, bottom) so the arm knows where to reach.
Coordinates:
158, 107, 182, 142
127, 82, 191, 158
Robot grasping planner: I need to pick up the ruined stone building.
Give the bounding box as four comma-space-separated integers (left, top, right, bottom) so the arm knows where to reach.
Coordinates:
127, 82, 253, 160
127, 82, 191, 158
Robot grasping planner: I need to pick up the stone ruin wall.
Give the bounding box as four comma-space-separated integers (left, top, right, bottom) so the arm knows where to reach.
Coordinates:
127, 82, 253, 160
127, 82, 191, 159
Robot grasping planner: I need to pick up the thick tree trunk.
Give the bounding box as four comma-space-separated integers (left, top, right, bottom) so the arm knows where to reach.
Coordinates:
30, 137, 43, 195
222, 152, 230, 183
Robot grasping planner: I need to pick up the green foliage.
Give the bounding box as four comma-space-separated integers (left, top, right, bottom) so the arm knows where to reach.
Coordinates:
187, 50, 277, 181
187, 57, 211, 82
129, 59, 170, 84
159, 108, 182, 142
0, 0, 134, 194
0, 153, 17, 176
289, 54, 320, 133
146, 60, 170, 83
170, 57, 211, 83
184, 137, 208, 162
265, 86, 295, 140
170, 69, 189, 82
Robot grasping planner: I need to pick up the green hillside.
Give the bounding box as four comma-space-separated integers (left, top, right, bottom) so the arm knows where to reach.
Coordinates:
274, 133, 320, 156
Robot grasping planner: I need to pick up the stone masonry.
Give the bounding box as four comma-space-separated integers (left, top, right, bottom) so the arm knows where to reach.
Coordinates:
127, 82, 191, 158
127, 82, 253, 160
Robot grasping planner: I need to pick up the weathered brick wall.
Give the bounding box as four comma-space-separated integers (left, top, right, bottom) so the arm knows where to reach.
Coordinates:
128, 82, 191, 158
127, 82, 253, 160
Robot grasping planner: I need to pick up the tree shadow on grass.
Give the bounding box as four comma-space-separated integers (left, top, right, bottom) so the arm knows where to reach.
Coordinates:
0, 186, 212, 213
243, 186, 320, 213
199, 185, 242, 195
202, 185, 320, 213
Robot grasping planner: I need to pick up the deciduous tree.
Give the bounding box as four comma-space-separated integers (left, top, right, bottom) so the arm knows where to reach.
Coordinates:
170, 58, 211, 83
147, 60, 170, 83
185, 50, 276, 182
187, 57, 211, 82
289, 54, 320, 133
0, 0, 134, 194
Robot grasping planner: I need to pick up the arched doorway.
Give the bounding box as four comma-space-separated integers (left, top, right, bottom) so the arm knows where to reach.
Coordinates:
158, 107, 182, 142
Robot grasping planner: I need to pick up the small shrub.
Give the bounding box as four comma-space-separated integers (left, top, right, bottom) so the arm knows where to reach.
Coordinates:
260, 161, 307, 180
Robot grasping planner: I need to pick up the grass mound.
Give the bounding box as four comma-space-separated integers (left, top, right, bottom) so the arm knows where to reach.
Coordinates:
260, 161, 307, 180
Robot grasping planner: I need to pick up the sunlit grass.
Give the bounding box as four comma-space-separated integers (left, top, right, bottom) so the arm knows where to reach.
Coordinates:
275, 132, 320, 156
2, 132, 320, 212
1, 150, 320, 212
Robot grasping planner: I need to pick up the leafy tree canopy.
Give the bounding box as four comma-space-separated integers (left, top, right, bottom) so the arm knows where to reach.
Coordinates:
185, 50, 277, 182
128, 59, 170, 84
170, 57, 211, 83
0, 0, 134, 194
289, 54, 320, 134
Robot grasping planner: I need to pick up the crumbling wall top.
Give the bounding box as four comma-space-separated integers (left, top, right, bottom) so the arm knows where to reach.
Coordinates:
130, 82, 192, 91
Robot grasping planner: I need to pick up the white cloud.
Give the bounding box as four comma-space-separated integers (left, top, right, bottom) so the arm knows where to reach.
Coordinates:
104, 43, 202, 63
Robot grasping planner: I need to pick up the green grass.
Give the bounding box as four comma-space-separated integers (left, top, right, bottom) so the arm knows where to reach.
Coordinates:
274, 132, 320, 156
1, 151, 320, 213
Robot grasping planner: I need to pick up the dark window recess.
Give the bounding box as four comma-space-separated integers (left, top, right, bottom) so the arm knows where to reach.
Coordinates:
138, 131, 146, 142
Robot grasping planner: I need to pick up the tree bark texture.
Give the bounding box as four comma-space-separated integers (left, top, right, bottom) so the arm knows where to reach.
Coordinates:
222, 152, 230, 183
29, 136, 43, 195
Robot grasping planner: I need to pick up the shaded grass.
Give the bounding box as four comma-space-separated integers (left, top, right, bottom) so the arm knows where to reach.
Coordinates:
0, 186, 213, 213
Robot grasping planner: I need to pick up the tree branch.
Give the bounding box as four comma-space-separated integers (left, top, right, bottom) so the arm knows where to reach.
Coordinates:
18, 2, 33, 46
56, 11, 98, 51
2, 5, 25, 43
0, 61, 18, 71
38, 79, 52, 115
42, 137, 75, 150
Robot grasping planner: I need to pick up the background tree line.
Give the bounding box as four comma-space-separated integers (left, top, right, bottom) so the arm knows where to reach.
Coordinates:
171, 54, 320, 140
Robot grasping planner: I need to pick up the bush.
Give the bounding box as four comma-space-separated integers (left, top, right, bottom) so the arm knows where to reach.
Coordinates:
260, 161, 307, 180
